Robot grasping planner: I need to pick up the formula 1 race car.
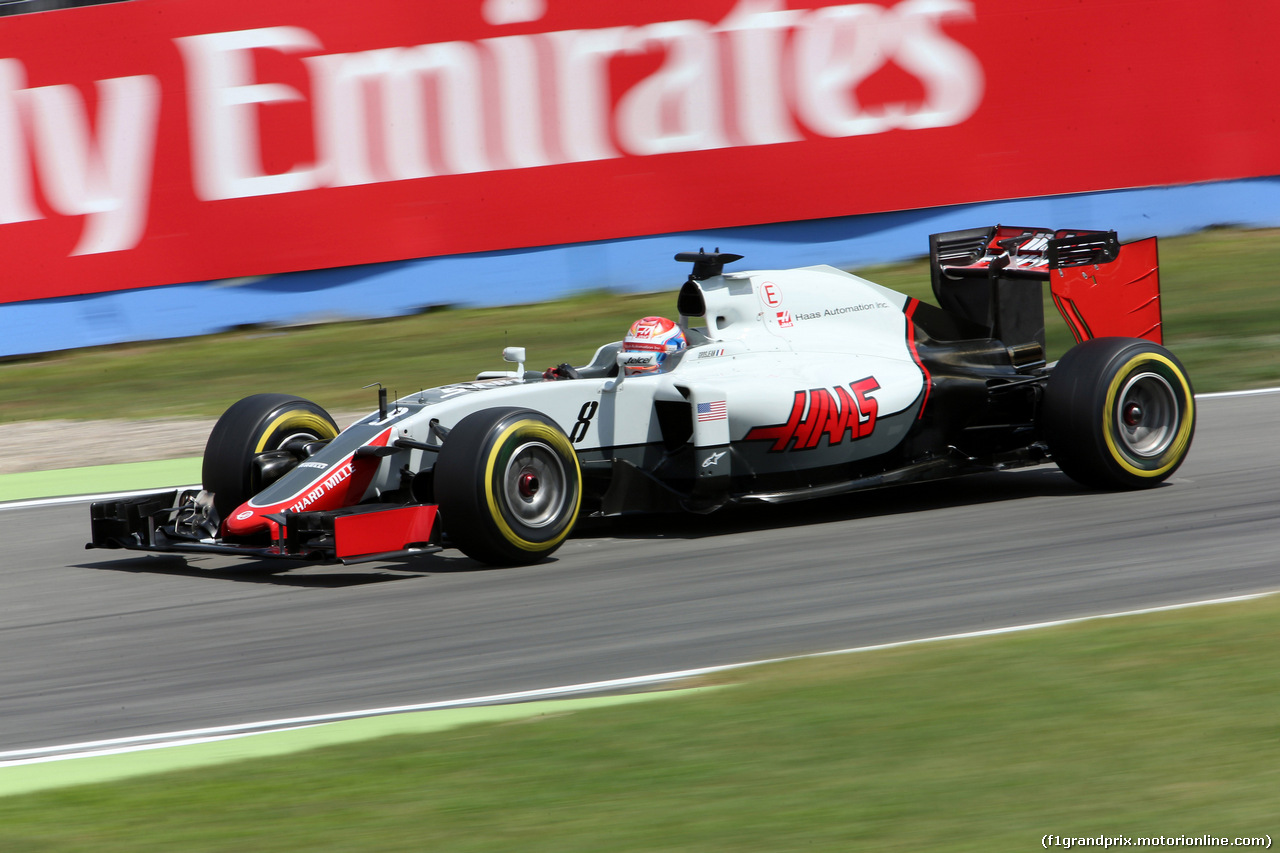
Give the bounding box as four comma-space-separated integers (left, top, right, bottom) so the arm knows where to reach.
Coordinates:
89, 226, 1195, 567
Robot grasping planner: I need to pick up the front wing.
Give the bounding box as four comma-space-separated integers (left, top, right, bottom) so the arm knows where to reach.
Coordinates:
88, 490, 441, 565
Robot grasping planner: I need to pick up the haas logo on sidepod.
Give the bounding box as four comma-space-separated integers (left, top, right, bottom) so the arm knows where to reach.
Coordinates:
744, 377, 880, 452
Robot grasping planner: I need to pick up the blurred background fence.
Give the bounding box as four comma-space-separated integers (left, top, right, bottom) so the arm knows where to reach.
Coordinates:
2, 0, 1277, 356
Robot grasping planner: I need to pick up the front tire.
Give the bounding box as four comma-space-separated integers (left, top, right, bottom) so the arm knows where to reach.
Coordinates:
434, 407, 582, 566
203, 394, 339, 518
1042, 337, 1195, 489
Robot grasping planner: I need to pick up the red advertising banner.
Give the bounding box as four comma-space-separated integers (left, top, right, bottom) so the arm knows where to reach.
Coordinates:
1, 0, 1278, 304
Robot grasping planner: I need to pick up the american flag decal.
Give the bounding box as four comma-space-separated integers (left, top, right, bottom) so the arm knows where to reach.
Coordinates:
697, 401, 727, 422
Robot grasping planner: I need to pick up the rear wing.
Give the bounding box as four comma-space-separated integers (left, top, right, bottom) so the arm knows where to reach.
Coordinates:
929, 225, 1162, 347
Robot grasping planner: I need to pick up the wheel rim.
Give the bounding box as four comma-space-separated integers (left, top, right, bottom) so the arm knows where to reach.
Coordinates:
1114, 371, 1178, 458
501, 441, 568, 528
276, 431, 323, 452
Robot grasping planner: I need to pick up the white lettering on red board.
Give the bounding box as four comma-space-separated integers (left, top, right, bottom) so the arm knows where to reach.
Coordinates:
176, 27, 325, 201
0, 0, 983, 256
0, 60, 159, 255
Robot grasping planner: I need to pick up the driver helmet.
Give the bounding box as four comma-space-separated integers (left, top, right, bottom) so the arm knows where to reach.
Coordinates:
622, 316, 686, 374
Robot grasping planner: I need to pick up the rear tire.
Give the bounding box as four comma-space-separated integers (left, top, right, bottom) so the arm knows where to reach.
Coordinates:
203, 394, 339, 518
434, 407, 582, 566
1042, 337, 1195, 489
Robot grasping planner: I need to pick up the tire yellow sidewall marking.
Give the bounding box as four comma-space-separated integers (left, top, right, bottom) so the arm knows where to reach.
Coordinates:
253, 411, 338, 454
1102, 352, 1194, 478
483, 419, 582, 552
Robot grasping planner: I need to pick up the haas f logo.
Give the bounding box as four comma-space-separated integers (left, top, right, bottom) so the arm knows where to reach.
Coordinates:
745, 377, 880, 452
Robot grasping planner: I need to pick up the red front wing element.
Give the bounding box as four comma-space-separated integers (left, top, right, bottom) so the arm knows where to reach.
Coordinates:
87, 490, 443, 564
333, 505, 437, 561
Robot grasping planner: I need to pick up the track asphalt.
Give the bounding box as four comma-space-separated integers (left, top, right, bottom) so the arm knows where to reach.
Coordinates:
3, 389, 1275, 797
0, 459, 714, 796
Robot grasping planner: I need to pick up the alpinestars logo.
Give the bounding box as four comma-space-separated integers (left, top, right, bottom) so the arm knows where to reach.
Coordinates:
744, 377, 880, 452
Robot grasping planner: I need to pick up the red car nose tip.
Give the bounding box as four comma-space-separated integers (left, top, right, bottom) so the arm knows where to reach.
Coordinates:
225, 504, 271, 537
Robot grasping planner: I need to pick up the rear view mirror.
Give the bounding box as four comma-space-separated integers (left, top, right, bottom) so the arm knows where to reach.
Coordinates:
477, 346, 527, 380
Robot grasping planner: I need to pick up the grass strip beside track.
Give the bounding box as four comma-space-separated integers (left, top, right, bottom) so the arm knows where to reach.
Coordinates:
0, 458, 200, 503
0, 594, 1277, 851
0, 690, 707, 799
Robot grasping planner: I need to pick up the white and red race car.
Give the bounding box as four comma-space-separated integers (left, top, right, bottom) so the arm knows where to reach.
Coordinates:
90, 226, 1195, 566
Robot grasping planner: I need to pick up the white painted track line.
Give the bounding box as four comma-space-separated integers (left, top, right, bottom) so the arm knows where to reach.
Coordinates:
1196, 387, 1280, 398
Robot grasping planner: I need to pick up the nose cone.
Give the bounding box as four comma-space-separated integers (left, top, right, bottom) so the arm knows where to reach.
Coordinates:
217, 426, 394, 539
225, 503, 272, 537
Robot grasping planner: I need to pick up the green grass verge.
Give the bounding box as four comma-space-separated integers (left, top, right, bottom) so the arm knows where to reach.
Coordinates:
0, 458, 201, 502
2, 227, 1278, 424
0, 690, 713, 799
2, 595, 1276, 852
0, 291, 676, 424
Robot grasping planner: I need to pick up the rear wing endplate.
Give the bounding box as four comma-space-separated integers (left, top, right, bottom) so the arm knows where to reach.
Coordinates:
929, 225, 1162, 346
